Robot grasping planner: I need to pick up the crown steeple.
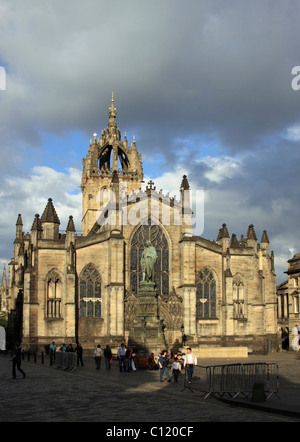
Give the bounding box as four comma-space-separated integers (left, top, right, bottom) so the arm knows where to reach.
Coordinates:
81, 93, 144, 235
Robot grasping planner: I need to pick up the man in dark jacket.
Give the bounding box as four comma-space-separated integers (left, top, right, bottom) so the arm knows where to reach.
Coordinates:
11, 343, 26, 379
158, 350, 171, 382
104, 344, 112, 370
75, 342, 84, 367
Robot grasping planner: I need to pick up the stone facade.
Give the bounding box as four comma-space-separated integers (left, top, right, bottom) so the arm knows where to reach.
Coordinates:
7, 95, 280, 354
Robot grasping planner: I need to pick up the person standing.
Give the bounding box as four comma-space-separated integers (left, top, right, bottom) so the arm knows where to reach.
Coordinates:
171, 357, 181, 382
49, 341, 57, 366
94, 345, 102, 370
158, 350, 171, 382
117, 343, 126, 372
104, 344, 112, 370
184, 347, 197, 384
66, 343, 74, 352
75, 342, 84, 367
125, 347, 132, 372
11, 343, 26, 379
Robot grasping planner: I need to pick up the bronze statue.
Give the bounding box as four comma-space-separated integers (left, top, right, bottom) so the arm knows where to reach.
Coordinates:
141, 240, 157, 284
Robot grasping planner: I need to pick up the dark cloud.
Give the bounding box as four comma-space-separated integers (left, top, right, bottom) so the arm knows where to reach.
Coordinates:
0, 0, 300, 282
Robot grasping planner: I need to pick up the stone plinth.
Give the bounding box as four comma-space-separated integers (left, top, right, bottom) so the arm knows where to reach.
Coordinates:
128, 289, 166, 356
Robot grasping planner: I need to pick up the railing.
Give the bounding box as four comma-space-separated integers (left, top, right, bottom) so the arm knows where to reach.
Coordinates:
55, 352, 77, 372
183, 363, 279, 400
20, 349, 76, 372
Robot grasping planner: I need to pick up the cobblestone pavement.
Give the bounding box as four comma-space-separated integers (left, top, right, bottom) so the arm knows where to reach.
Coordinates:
0, 352, 300, 424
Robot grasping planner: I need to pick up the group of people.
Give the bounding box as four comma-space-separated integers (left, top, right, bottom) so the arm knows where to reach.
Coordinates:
49, 341, 137, 372
49, 341, 84, 366
148, 347, 197, 384
116, 343, 136, 372
94, 344, 113, 370
10, 339, 197, 384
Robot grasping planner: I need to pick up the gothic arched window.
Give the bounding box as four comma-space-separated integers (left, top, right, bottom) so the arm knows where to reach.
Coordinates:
196, 268, 217, 319
79, 264, 102, 318
46, 270, 62, 319
130, 222, 169, 296
233, 276, 245, 319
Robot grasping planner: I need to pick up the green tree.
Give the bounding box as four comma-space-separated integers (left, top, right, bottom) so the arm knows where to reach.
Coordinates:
0, 311, 8, 329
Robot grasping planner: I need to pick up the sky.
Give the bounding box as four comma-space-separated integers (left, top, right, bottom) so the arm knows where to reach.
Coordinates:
0, 0, 300, 284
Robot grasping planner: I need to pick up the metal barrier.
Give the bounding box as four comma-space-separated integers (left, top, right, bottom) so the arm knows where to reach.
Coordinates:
183, 363, 279, 400
55, 352, 77, 372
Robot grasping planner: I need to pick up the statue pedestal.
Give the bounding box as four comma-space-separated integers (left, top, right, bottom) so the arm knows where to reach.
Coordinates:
139, 281, 156, 292
128, 289, 166, 356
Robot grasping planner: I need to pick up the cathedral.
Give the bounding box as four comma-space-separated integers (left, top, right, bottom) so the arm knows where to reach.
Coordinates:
7, 95, 280, 355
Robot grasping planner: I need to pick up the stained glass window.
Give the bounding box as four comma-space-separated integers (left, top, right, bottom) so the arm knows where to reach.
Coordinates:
130, 222, 169, 296
79, 264, 102, 318
196, 268, 217, 319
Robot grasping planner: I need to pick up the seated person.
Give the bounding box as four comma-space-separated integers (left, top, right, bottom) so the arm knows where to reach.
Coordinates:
177, 351, 184, 369
148, 353, 158, 370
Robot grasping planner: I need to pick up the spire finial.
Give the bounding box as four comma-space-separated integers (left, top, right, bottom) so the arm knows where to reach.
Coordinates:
108, 90, 117, 134
2, 263, 7, 288
109, 90, 116, 114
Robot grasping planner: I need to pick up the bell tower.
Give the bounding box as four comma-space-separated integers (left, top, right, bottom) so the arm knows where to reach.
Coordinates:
81, 93, 143, 236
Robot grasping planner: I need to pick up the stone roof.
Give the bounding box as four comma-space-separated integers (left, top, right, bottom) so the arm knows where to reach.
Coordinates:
246, 224, 257, 241
261, 230, 269, 243
180, 175, 190, 191
217, 223, 229, 240
41, 198, 60, 224
16, 214, 23, 226
66, 215, 76, 232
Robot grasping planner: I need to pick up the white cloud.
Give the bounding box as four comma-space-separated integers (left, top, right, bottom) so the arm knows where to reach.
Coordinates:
0, 166, 82, 237
143, 168, 188, 197
286, 126, 300, 142
203, 155, 241, 183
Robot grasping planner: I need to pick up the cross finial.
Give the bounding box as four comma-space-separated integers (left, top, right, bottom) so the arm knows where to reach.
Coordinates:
146, 180, 156, 191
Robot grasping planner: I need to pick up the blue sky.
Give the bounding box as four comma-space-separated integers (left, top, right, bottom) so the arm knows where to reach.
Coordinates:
1, 0, 300, 284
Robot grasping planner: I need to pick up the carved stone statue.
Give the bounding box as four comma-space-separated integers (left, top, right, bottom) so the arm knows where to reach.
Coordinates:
141, 240, 157, 285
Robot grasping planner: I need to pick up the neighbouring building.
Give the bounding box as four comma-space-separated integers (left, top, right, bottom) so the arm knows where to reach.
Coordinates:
277, 254, 300, 349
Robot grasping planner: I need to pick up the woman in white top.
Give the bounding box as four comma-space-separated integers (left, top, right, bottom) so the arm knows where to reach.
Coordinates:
94, 345, 103, 370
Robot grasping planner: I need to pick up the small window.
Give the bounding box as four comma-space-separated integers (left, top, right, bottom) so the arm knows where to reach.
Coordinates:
233, 282, 245, 318
293, 294, 299, 314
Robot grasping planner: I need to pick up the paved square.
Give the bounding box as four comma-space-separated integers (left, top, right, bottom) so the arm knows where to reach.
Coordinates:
1, 352, 300, 423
